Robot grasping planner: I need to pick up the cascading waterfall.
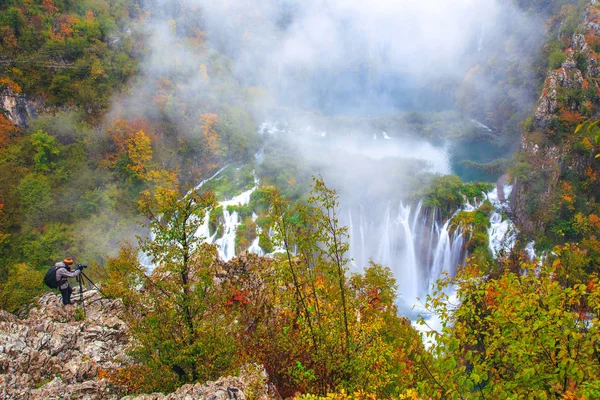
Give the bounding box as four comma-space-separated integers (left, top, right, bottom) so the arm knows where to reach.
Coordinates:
195, 180, 259, 262
345, 201, 468, 314
147, 168, 518, 323
428, 218, 464, 288
486, 185, 517, 258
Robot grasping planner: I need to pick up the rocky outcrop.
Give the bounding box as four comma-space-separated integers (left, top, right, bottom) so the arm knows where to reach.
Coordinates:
125, 364, 276, 400
533, 51, 585, 129
0, 87, 41, 127
533, 5, 600, 130
513, 2, 600, 235
0, 290, 130, 399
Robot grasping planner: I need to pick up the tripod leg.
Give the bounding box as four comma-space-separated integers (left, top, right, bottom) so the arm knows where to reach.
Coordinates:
80, 271, 108, 299
77, 274, 85, 317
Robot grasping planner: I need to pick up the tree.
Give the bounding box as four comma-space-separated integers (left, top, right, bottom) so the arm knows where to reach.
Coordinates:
0, 263, 46, 313
124, 130, 153, 181
41, 0, 58, 15
31, 130, 60, 173
105, 120, 156, 184
419, 260, 600, 399
238, 178, 425, 397
103, 185, 240, 393
18, 173, 54, 229
199, 113, 222, 175
0, 114, 16, 150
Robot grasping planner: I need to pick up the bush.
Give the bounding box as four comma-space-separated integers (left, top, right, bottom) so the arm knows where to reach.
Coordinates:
0, 263, 46, 313
548, 50, 567, 69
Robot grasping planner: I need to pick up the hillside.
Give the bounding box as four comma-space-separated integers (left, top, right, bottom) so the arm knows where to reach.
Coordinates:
2, 0, 600, 399
511, 2, 600, 264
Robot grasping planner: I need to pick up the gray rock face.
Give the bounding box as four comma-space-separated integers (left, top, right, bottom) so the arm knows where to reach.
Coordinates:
0, 87, 40, 127
124, 364, 277, 400
514, 4, 600, 235
0, 290, 130, 399
533, 50, 585, 130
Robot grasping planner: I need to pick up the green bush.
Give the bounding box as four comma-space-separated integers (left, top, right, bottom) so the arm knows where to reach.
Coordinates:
0, 263, 46, 313
548, 50, 567, 69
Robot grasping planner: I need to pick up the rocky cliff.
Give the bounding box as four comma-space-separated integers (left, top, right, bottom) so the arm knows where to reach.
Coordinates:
0, 290, 129, 399
0, 87, 41, 128
0, 289, 275, 399
512, 2, 600, 235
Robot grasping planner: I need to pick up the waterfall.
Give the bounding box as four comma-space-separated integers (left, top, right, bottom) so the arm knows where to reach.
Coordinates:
346, 202, 468, 313
195, 182, 259, 262
486, 185, 517, 258
428, 218, 464, 289
525, 241, 536, 261
171, 163, 518, 325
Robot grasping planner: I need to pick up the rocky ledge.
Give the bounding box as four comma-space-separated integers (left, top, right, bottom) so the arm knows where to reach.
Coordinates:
0, 290, 275, 399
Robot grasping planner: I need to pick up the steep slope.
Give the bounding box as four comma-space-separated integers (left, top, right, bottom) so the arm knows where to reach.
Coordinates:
512, 2, 600, 253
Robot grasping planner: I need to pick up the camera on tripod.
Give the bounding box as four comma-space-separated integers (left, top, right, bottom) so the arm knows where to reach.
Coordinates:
77, 264, 88, 269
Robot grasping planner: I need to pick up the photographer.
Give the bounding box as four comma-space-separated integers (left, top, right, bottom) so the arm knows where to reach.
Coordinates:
55, 257, 86, 305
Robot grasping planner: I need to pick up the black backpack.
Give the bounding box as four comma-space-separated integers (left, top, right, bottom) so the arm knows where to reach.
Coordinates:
43, 266, 64, 289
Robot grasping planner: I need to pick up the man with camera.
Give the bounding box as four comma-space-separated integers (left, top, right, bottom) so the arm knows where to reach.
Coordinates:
55, 257, 87, 305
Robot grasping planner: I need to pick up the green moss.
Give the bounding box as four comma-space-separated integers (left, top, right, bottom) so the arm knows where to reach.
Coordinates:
461, 182, 494, 201
209, 206, 224, 238
420, 175, 493, 217
249, 186, 277, 213
478, 200, 494, 216
226, 204, 253, 219
450, 201, 493, 258
201, 165, 255, 201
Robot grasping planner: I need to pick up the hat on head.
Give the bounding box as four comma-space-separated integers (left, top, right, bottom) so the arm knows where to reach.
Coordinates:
63, 257, 74, 265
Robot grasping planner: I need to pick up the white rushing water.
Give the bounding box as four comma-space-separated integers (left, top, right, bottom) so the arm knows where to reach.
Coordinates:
486, 184, 517, 258
344, 181, 517, 321
195, 176, 260, 262
146, 119, 521, 331
345, 202, 469, 316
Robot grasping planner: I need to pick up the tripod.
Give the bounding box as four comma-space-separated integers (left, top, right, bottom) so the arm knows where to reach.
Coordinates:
76, 270, 108, 317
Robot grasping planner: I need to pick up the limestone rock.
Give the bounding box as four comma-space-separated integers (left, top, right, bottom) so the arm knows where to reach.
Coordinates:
0, 290, 130, 399
515, 3, 600, 235
125, 364, 277, 400
0, 87, 41, 127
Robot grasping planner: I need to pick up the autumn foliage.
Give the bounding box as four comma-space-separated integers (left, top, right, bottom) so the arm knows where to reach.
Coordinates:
103, 179, 425, 397
420, 259, 600, 399
0, 114, 16, 149
200, 113, 222, 174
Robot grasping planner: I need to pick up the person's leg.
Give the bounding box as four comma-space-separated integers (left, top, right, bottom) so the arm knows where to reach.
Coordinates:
60, 287, 70, 305
60, 286, 73, 305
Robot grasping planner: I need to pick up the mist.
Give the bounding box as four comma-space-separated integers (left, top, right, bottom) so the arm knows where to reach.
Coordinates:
110, 0, 544, 121
147, 0, 541, 114
101, 0, 550, 309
